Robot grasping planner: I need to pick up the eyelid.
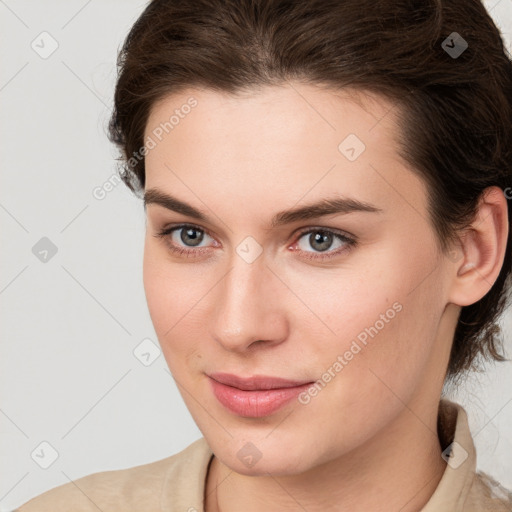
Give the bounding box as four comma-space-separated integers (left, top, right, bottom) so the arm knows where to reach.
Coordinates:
292, 225, 356, 241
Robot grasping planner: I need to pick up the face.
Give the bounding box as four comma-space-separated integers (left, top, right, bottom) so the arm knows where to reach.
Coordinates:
142, 83, 456, 477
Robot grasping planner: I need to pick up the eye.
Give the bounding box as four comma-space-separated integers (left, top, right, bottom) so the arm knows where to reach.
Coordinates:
291, 228, 357, 260
153, 223, 357, 261
153, 224, 217, 257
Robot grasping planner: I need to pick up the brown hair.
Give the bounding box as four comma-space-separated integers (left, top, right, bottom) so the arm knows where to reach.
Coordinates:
108, 0, 512, 379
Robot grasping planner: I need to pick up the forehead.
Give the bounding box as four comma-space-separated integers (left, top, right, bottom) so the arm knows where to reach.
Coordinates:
144, 83, 403, 175
145, 83, 400, 141
143, 83, 429, 224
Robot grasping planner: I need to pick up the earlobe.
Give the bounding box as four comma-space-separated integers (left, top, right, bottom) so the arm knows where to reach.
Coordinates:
448, 186, 509, 307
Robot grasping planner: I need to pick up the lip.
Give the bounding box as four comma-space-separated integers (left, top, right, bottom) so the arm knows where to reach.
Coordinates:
208, 373, 314, 417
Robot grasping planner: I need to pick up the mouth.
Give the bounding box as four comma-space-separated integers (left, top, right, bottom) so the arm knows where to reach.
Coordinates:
208, 372, 313, 390
207, 372, 315, 417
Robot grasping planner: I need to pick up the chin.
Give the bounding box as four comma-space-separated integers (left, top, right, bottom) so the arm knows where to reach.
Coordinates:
228, 454, 311, 477
209, 434, 319, 477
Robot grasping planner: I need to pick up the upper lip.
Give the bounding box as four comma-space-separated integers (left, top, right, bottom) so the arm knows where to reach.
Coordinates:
208, 372, 313, 391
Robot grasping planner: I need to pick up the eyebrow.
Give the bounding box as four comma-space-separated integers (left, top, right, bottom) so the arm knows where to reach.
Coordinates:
144, 188, 383, 228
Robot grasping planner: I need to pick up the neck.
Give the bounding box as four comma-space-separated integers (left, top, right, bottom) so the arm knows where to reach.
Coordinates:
205, 399, 447, 512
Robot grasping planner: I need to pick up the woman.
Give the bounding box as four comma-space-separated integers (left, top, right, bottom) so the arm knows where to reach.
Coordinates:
17, 0, 512, 510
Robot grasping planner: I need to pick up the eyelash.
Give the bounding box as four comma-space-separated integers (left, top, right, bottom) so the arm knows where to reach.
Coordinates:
153, 223, 357, 261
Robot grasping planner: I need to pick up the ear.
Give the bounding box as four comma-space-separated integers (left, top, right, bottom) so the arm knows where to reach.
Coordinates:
447, 186, 509, 307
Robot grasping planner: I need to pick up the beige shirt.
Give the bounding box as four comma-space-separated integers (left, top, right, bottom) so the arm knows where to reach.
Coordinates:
16, 400, 512, 511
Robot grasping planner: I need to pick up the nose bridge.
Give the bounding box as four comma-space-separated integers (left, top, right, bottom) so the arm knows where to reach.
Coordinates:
211, 250, 288, 351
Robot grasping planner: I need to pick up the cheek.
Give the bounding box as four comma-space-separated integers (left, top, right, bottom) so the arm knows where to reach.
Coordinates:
289, 274, 441, 454
291, 244, 442, 391
279, 256, 399, 349
142, 240, 206, 368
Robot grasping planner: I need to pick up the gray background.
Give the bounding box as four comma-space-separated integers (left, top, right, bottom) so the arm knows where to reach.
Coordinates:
1, 1, 511, 509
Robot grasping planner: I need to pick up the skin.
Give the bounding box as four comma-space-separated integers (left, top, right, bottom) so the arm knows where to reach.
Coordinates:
142, 82, 508, 512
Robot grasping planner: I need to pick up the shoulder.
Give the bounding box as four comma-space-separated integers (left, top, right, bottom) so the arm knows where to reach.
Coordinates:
466, 471, 512, 511
15, 437, 211, 512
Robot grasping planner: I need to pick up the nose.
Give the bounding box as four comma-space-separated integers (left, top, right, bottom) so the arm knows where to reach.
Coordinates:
210, 252, 289, 353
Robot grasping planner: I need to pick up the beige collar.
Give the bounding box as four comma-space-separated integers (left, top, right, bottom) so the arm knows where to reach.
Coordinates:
421, 399, 477, 511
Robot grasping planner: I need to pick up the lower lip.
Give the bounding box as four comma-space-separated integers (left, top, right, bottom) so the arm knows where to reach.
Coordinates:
209, 378, 313, 418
